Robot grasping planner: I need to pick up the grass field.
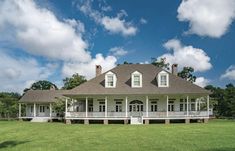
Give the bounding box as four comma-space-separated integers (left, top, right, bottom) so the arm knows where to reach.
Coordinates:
0, 120, 235, 151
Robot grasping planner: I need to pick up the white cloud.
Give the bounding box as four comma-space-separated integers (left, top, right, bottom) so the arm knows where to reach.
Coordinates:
109, 47, 128, 57
0, 0, 90, 62
77, 0, 137, 36
194, 77, 210, 88
221, 65, 235, 80
159, 39, 212, 72
0, 50, 56, 93
62, 54, 117, 79
140, 18, 147, 24
0, 0, 118, 92
177, 0, 235, 38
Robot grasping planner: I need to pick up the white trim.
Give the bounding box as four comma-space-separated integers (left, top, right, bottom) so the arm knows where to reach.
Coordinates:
125, 96, 128, 117
65, 98, 68, 117
85, 97, 88, 117
166, 96, 168, 117
105, 71, 117, 88
33, 103, 36, 117
49, 103, 52, 118
158, 71, 169, 87
146, 96, 149, 117
187, 96, 189, 116
131, 71, 142, 88
105, 96, 107, 117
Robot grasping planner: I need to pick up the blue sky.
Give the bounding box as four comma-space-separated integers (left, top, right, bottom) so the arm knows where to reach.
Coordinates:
0, 0, 235, 93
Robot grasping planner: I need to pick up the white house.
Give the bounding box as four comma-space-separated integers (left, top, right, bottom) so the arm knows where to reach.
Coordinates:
19, 64, 211, 124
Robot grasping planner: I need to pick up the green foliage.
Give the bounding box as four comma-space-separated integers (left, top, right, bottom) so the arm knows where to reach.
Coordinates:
52, 99, 65, 117
205, 84, 235, 117
178, 67, 196, 83
24, 80, 58, 92
0, 92, 21, 119
151, 57, 170, 70
62, 73, 87, 90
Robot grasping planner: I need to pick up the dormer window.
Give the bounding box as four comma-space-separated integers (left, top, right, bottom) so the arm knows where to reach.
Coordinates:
105, 71, 116, 88
158, 71, 169, 87
131, 71, 142, 87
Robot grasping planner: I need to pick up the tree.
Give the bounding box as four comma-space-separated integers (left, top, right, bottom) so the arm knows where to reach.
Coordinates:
151, 57, 170, 70
177, 67, 196, 83
62, 73, 87, 90
52, 98, 65, 117
24, 80, 58, 92
0, 92, 21, 119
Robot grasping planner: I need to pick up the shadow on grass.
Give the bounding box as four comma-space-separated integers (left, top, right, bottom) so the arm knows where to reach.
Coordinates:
0, 141, 29, 149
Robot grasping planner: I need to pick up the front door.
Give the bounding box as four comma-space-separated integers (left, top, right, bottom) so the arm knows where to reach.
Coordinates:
129, 100, 143, 116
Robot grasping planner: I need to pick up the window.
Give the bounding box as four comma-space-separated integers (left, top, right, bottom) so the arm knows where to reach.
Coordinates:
105, 71, 116, 88
98, 100, 105, 112
115, 101, 122, 112
180, 99, 187, 111
39, 105, 45, 113
30, 105, 34, 113
158, 71, 169, 87
88, 99, 93, 112
150, 99, 158, 112
191, 99, 196, 111
131, 71, 142, 87
168, 100, 175, 111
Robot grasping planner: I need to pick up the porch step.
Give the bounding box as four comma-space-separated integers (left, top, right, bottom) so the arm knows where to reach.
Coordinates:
130, 116, 143, 124
31, 117, 50, 122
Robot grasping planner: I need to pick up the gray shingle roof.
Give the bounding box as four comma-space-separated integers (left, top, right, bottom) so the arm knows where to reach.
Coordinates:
19, 90, 69, 103
68, 64, 210, 95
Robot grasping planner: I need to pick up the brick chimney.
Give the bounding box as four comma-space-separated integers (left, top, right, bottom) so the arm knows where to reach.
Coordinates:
172, 64, 178, 76
96, 65, 102, 77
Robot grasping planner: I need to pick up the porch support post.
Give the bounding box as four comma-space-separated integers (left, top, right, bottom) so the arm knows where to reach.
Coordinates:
49, 103, 52, 118
105, 96, 107, 117
65, 98, 68, 118
33, 103, 36, 117
166, 95, 169, 117
125, 96, 128, 117
85, 97, 88, 118
195, 100, 198, 111
186, 96, 189, 116
19, 103, 21, 118
146, 96, 149, 117
207, 95, 210, 117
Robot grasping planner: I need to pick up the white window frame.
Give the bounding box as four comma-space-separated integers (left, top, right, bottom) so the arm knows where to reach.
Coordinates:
158, 71, 169, 87
39, 105, 45, 113
105, 71, 117, 88
131, 71, 142, 88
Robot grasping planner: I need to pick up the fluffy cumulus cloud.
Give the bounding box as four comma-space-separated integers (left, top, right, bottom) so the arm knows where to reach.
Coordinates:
0, 0, 118, 92
62, 54, 117, 79
109, 47, 128, 57
194, 77, 210, 88
221, 65, 235, 80
177, 0, 235, 38
0, 50, 57, 93
77, 0, 137, 36
159, 39, 212, 72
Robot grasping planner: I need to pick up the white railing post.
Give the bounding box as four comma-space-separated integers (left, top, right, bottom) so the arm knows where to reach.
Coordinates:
49, 103, 52, 118
125, 96, 128, 117
33, 103, 36, 117
19, 103, 21, 118
85, 97, 88, 118
207, 95, 210, 117
105, 96, 107, 117
65, 98, 68, 117
146, 96, 149, 117
186, 96, 189, 116
166, 95, 169, 117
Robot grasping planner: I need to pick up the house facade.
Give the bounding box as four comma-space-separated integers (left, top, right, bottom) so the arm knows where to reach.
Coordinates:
19, 64, 211, 124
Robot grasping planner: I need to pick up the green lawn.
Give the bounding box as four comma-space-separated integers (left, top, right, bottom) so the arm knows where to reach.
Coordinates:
0, 120, 235, 151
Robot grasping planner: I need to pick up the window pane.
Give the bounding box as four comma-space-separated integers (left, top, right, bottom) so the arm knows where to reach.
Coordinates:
133, 75, 140, 86
160, 75, 167, 86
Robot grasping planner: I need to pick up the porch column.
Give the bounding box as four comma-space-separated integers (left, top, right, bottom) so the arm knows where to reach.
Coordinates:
19, 103, 21, 118
199, 100, 201, 111
146, 96, 149, 117
65, 98, 68, 117
105, 96, 107, 117
125, 96, 128, 117
166, 95, 169, 117
195, 100, 198, 111
33, 103, 36, 117
186, 96, 189, 116
207, 95, 210, 117
49, 103, 52, 118
85, 97, 88, 118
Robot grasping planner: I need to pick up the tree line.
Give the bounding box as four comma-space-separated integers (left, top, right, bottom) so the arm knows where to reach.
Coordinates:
0, 59, 234, 119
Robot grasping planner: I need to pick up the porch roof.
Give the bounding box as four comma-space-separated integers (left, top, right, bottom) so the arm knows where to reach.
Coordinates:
19, 90, 70, 103
67, 64, 210, 96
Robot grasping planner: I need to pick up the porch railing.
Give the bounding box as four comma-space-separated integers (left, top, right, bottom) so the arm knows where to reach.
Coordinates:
66, 111, 208, 118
